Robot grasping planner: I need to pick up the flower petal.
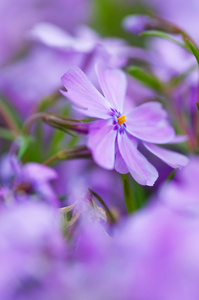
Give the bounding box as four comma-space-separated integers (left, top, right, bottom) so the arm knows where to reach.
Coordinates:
125, 102, 167, 125
143, 142, 189, 169
29, 22, 75, 48
126, 120, 175, 144
88, 119, 117, 169
118, 132, 158, 186
23, 163, 58, 182
115, 137, 129, 174
95, 63, 127, 112
61, 67, 111, 118
125, 102, 175, 143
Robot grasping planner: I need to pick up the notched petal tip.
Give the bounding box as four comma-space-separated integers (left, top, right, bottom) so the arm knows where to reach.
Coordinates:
60, 66, 111, 118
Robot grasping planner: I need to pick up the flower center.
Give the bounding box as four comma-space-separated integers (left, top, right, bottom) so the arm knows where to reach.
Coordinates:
117, 115, 126, 125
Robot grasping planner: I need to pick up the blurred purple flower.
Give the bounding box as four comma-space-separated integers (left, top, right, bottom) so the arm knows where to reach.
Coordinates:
0, 0, 90, 67
115, 203, 199, 300
157, 156, 199, 214
61, 64, 188, 186
143, 0, 199, 42
61, 198, 199, 300
29, 23, 153, 69
0, 155, 58, 207
1, 184, 198, 300
0, 202, 68, 300
0, 46, 82, 117
0, 22, 153, 118
148, 38, 198, 83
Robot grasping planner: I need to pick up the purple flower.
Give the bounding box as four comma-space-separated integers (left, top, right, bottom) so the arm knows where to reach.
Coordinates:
142, 0, 199, 43
61, 64, 188, 186
0, 202, 68, 300
0, 47, 81, 117
29, 23, 152, 69
115, 203, 199, 300
0, 0, 90, 68
0, 155, 58, 207
157, 156, 199, 214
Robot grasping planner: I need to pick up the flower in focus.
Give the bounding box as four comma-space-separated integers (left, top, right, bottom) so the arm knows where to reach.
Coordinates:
61, 64, 188, 186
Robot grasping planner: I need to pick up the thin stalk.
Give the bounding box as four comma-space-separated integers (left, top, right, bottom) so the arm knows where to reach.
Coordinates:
43, 146, 91, 166
88, 188, 117, 223
23, 112, 88, 135
23, 113, 44, 134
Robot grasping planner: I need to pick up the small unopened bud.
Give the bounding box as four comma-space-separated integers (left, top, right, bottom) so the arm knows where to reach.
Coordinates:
42, 113, 89, 134
123, 14, 181, 35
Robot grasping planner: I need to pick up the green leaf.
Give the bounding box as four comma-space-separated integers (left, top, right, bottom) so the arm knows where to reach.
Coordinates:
184, 38, 199, 65
128, 66, 163, 92
141, 30, 190, 51
132, 179, 147, 208
166, 169, 178, 182
121, 174, 136, 214
0, 128, 15, 141
169, 65, 197, 87
17, 136, 32, 159
196, 102, 199, 112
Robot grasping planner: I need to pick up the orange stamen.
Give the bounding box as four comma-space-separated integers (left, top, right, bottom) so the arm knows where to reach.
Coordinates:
117, 115, 126, 125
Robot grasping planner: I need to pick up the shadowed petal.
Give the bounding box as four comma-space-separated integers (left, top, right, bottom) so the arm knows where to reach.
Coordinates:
143, 142, 189, 168
61, 67, 110, 118
95, 64, 127, 112
118, 132, 158, 186
88, 119, 117, 169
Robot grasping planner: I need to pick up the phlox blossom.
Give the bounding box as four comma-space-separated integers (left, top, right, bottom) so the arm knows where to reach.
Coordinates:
61, 64, 188, 186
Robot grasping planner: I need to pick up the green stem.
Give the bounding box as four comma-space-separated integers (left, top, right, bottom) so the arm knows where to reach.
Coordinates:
121, 174, 136, 214
23, 113, 44, 134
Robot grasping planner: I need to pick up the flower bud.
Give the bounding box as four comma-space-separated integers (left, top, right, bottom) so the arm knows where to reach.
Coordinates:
123, 14, 181, 35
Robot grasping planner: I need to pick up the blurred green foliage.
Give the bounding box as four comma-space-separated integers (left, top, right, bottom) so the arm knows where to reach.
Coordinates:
90, 0, 151, 46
